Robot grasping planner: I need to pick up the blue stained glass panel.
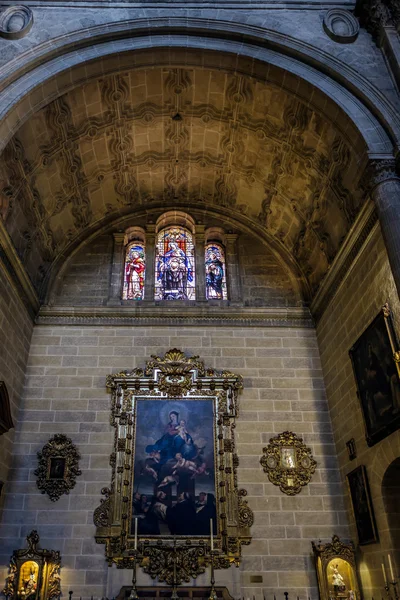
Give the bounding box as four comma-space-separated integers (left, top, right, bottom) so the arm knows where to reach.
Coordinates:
205, 243, 227, 300
155, 227, 196, 300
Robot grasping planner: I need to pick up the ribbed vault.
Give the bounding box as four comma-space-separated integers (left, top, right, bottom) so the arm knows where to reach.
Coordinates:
0, 64, 368, 300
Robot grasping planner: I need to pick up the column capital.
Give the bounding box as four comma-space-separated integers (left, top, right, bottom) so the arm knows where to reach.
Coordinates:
112, 231, 126, 244
364, 158, 400, 191
225, 233, 239, 244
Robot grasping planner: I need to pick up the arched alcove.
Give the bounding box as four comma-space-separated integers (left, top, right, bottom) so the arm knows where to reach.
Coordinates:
382, 457, 400, 571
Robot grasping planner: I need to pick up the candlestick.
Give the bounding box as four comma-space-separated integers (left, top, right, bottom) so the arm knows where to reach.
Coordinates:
134, 517, 138, 551
210, 518, 214, 551
388, 554, 395, 582
383, 562, 388, 584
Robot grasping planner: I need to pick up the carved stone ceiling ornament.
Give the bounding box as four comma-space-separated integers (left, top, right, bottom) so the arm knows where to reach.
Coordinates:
0, 67, 364, 297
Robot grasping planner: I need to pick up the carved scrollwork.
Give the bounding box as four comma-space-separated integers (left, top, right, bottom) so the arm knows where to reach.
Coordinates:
237, 489, 254, 528
260, 431, 317, 495
96, 349, 251, 583
364, 158, 399, 192
34, 433, 82, 501
141, 544, 207, 585
93, 487, 112, 527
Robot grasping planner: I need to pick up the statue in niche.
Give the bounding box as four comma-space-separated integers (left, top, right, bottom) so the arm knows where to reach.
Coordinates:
331, 563, 346, 590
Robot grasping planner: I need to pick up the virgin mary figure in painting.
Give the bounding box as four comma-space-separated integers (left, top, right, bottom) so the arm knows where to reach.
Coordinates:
132, 399, 216, 536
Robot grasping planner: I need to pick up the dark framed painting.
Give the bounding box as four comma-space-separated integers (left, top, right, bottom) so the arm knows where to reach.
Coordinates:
349, 304, 400, 446
131, 397, 217, 537
346, 465, 378, 545
48, 457, 66, 480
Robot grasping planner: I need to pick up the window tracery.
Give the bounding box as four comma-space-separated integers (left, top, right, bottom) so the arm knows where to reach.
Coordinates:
155, 227, 196, 300
122, 242, 146, 300
205, 242, 227, 300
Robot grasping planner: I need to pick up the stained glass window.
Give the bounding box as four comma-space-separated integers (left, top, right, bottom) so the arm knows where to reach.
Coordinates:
122, 242, 146, 300
155, 227, 195, 300
205, 243, 228, 300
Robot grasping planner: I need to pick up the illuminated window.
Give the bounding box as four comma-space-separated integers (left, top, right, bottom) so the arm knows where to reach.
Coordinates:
205, 243, 228, 300
122, 242, 146, 300
155, 227, 195, 300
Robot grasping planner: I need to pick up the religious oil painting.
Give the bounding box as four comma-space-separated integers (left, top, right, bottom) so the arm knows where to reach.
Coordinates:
122, 242, 146, 300
132, 398, 217, 537
349, 305, 400, 446
155, 227, 195, 300
281, 447, 296, 469
346, 465, 378, 545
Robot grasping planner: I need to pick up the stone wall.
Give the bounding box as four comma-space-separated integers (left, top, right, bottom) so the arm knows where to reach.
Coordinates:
0, 262, 33, 500
0, 324, 346, 599
316, 225, 400, 597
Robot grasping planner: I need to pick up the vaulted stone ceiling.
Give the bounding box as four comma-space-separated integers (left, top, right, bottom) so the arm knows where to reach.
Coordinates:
0, 66, 366, 300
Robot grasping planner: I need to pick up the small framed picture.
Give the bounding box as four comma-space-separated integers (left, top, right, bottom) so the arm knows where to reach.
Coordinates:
280, 447, 296, 469
346, 465, 378, 545
48, 457, 66, 480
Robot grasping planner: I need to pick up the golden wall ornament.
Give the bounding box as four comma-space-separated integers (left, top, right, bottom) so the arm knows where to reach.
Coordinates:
3, 530, 61, 600
260, 431, 316, 495
312, 535, 361, 600
34, 433, 82, 501
95, 349, 253, 583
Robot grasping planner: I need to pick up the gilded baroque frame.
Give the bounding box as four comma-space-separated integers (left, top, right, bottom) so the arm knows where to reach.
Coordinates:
34, 433, 82, 502
260, 431, 317, 495
3, 530, 61, 600
94, 349, 253, 582
312, 535, 361, 600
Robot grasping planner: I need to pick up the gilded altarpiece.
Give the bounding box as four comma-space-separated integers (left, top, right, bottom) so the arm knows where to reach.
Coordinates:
94, 349, 253, 584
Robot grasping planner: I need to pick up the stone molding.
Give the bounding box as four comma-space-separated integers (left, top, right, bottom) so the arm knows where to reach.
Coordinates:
36, 305, 314, 328
323, 9, 359, 44
0, 5, 33, 40
311, 199, 378, 322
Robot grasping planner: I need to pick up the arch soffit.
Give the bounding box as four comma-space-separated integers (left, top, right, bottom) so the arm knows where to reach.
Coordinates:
368, 431, 400, 495
0, 18, 395, 156
46, 204, 308, 306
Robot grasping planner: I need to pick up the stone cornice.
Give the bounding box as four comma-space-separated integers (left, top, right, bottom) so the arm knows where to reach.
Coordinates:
310, 198, 378, 322
0, 220, 39, 319
36, 305, 313, 328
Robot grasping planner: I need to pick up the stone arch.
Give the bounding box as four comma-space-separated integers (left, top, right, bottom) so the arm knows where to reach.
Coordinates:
366, 432, 400, 557
0, 19, 396, 155
381, 457, 400, 567
45, 205, 306, 306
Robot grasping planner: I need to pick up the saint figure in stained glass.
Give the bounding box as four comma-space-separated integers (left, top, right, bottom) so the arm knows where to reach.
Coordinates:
205, 243, 227, 300
123, 243, 146, 300
155, 227, 195, 300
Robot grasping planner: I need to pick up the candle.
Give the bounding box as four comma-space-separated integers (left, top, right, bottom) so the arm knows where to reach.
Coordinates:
134, 517, 138, 551
382, 562, 387, 583
388, 554, 395, 582
210, 518, 214, 551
